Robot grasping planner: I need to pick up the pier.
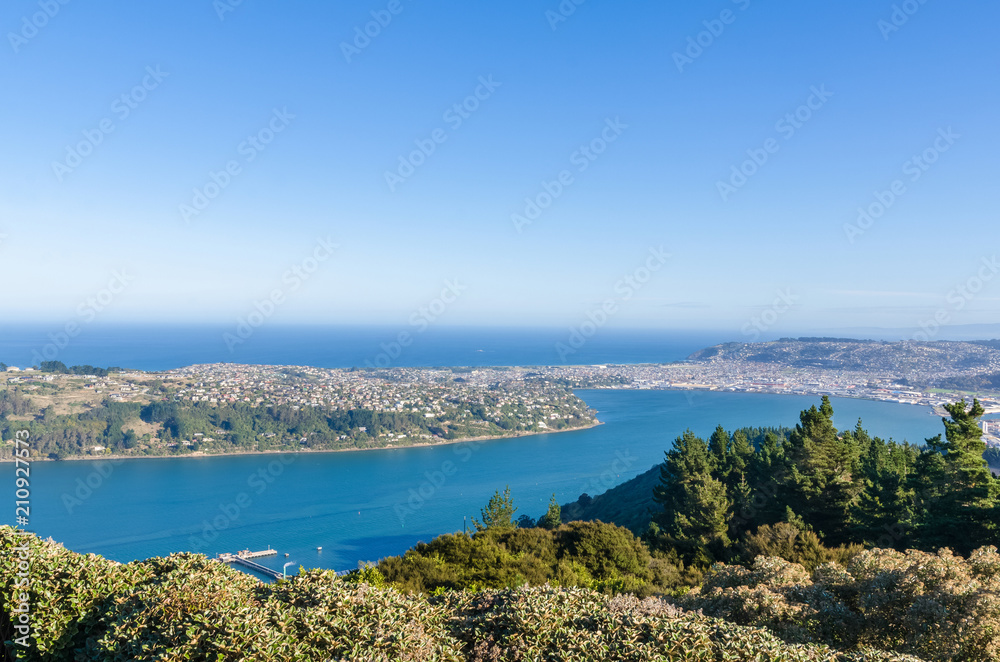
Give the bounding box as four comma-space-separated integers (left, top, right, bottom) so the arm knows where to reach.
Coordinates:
217, 547, 357, 581
218, 547, 282, 580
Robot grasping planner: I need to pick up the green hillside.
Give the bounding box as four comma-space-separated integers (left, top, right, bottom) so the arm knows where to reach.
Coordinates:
560, 462, 662, 534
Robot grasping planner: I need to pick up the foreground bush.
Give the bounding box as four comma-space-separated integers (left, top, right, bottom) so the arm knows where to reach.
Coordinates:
376, 521, 701, 597
680, 546, 1000, 662
2, 527, 927, 661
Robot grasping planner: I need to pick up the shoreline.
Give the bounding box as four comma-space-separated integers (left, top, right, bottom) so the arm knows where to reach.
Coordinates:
2, 420, 604, 464
5, 385, 995, 465
579, 386, 1000, 417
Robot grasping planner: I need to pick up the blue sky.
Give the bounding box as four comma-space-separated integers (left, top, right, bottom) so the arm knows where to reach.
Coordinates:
1, 0, 998, 338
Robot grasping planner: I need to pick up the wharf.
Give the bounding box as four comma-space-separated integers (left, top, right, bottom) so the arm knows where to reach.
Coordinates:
218, 547, 282, 580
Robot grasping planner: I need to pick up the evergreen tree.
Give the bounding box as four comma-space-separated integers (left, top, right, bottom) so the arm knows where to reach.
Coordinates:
473, 485, 518, 533
916, 400, 998, 552
538, 493, 562, 529
849, 431, 917, 548
741, 430, 787, 529
707, 425, 729, 471
652, 430, 731, 564
781, 397, 862, 544
726, 430, 754, 488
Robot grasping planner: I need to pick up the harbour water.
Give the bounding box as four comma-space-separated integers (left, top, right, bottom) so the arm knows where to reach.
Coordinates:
11, 389, 947, 578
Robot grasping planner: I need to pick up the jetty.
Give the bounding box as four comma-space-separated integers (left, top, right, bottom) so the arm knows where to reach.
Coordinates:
216, 547, 358, 580
218, 547, 282, 580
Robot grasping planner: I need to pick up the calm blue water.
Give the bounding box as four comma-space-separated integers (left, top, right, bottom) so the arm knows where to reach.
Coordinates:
0, 324, 730, 371
8, 390, 946, 577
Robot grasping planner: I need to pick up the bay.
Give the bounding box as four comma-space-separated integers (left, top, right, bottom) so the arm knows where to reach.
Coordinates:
8, 390, 946, 578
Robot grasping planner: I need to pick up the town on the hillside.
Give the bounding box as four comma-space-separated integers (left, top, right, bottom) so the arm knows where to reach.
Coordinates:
4, 337, 1000, 456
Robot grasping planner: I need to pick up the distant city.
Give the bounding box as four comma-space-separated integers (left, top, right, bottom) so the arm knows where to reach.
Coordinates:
5, 338, 999, 455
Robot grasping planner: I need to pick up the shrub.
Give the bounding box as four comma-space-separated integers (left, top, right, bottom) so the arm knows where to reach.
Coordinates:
0, 527, 932, 661
681, 545, 1000, 662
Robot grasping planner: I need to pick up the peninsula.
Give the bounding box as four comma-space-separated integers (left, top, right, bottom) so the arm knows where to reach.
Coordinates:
3, 338, 999, 460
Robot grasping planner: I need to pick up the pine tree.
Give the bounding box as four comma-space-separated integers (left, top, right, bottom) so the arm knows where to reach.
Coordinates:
916, 399, 998, 552
742, 430, 788, 529
850, 430, 917, 548
708, 425, 729, 471
781, 397, 862, 544
538, 494, 562, 529
472, 485, 518, 533
727, 430, 754, 486
652, 430, 731, 564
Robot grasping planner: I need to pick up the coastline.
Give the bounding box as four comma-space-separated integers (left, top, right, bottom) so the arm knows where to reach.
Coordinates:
581, 385, 945, 410
2, 420, 604, 464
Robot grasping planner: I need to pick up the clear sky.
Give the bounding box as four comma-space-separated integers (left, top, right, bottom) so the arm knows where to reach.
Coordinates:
2, 0, 998, 338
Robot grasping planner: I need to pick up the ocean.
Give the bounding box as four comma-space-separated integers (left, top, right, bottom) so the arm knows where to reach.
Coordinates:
0, 324, 732, 372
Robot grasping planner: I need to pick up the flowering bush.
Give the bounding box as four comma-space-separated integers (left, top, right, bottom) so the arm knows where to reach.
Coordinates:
681, 546, 1000, 661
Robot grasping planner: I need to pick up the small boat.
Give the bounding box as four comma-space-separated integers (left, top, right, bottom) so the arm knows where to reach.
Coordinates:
284, 553, 289, 557
317, 546, 322, 551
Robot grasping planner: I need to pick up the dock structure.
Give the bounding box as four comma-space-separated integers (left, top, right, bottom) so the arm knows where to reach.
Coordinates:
216, 547, 357, 581
218, 547, 282, 580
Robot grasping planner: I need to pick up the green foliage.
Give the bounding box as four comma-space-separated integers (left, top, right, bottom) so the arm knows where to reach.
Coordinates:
739, 522, 865, 572
783, 397, 863, 544
1, 527, 931, 661
472, 485, 517, 533
375, 521, 687, 598
915, 400, 1000, 553
651, 429, 732, 564
560, 463, 662, 534
0, 389, 33, 417
538, 493, 561, 529
682, 546, 1000, 662
343, 562, 388, 589
38, 361, 110, 377
647, 398, 1000, 569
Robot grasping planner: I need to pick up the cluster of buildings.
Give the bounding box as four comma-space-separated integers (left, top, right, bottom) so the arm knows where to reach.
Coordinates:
5, 340, 1000, 450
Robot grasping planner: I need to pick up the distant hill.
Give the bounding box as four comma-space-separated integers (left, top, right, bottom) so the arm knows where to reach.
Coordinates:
560, 463, 661, 534
688, 337, 1000, 390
